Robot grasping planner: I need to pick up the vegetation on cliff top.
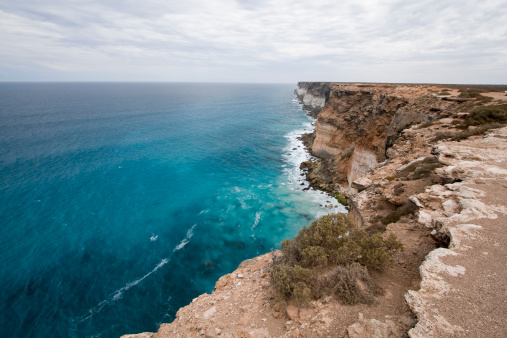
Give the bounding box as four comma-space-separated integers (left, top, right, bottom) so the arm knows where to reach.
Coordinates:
433, 103, 507, 142
270, 213, 402, 306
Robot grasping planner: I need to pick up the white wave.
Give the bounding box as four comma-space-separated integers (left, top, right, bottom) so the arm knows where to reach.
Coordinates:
173, 239, 189, 251
173, 224, 197, 252
76, 224, 199, 324
112, 258, 169, 301
251, 212, 261, 230
150, 234, 158, 242
198, 209, 209, 215
76, 257, 170, 323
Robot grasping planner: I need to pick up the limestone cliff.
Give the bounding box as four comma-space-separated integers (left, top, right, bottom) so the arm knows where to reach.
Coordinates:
294, 82, 331, 117
298, 83, 478, 195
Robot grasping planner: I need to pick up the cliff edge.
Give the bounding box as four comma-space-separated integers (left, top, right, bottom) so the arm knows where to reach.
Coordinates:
123, 83, 507, 337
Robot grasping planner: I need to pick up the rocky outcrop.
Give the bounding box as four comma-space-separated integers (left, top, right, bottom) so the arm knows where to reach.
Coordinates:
405, 127, 507, 337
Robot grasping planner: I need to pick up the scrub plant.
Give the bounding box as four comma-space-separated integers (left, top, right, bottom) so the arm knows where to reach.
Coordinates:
270, 213, 403, 305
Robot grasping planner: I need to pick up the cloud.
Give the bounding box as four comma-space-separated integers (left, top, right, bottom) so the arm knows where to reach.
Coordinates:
0, 0, 506, 83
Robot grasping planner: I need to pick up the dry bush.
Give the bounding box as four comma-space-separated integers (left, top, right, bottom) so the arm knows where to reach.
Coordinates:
465, 104, 507, 126
330, 263, 382, 305
381, 201, 418, 226
458, 89, 493, 102
396, 157, 442, 180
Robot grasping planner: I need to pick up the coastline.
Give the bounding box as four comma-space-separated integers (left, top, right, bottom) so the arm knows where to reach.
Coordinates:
123, 82, 507, 337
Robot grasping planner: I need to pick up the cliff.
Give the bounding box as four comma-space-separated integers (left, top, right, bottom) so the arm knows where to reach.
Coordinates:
294, 82, 331, 117
124, 83, 507, 337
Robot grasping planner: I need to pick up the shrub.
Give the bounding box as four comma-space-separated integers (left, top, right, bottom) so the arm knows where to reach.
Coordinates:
271, 214, 403, 305
417, 121, 436, 129
396, 157, 442, 180
354, 232, 404, 268
335, 193, 348, 206
270, 264, 313, 305
465, 104, 507, 126
433, 123, 504, 142
330, 263, 381, 305
393, 183, 404, 195
458, 89, 493, 102
381, 201, 418, 226
281, 213, 403, 269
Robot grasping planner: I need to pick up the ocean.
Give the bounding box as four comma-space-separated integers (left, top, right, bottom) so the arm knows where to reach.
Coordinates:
0, 83, 344, 337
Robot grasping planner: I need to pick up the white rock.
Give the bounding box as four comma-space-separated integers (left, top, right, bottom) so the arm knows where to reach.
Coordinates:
203, 306, 217, 319
418, 210, 433, 227
442, 199, 460, 216
396, 157, 426, 173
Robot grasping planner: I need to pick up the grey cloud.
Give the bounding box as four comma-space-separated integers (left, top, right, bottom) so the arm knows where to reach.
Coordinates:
0, 0, 506, 83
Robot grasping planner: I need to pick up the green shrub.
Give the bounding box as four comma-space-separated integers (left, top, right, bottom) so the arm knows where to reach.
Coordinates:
281, 213, 403, 268
354, 232, 404, 268
269, 264, 313, 305
335, 193, 348, 206
270, 213, 403, 305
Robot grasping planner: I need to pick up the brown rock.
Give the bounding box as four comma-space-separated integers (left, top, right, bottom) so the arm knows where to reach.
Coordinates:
285, 304, 299, 321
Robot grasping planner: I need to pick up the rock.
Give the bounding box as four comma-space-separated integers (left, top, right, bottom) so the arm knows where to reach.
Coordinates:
203, 306, 217, 319
396, 157, 426, 173
286, 305, 299, 321
121, 334, 155, 338
273, 311, 281, 318
442, 199, 460, 216
352, 177, 373, 192
215, 328, 222, 335
439, 118, 454, 124
215, 275, 229, 290
409, 196, 424, 208
237, 273, 244, 279
418, 210, 433, 227
347, 316, 401, 338
291, 328, 301, 337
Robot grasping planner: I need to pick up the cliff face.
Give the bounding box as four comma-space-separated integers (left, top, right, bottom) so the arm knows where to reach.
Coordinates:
299, 83, 466, 193
295, 82, 331, 117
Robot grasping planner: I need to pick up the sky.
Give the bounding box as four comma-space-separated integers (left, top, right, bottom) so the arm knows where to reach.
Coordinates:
0, 0, 506, 83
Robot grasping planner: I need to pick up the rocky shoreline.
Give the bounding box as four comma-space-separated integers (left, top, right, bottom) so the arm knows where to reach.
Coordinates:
123, 82, 507, 337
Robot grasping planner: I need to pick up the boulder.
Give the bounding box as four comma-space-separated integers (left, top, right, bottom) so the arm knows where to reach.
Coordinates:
352, 177, 373, 192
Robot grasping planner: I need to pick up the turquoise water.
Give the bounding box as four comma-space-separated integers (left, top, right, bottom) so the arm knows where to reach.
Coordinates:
0, 83, 343, 337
